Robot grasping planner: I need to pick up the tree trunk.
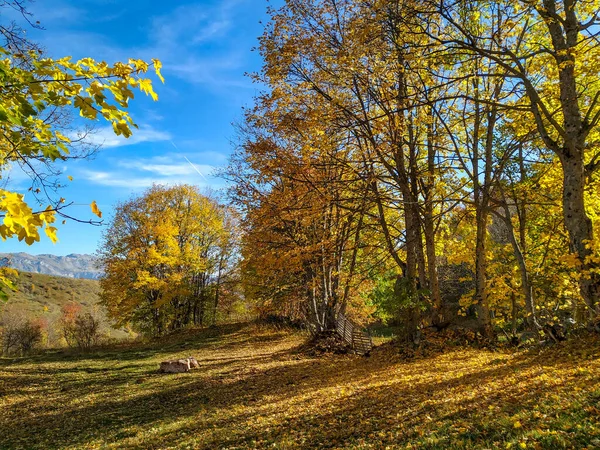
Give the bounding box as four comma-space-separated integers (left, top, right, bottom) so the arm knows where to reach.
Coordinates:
511, 291, 517, 337
424, 211, 442, 324
541, 0, 600, 318
400, 194, 421, 346
212, 256, 225, 326
561, 154, 600, 318
474, 207, 492, 336
498, 201, 541, 331
425, 117, 442, 324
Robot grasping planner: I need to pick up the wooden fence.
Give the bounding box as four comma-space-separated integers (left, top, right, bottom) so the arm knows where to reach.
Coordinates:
335, 309, 373, 355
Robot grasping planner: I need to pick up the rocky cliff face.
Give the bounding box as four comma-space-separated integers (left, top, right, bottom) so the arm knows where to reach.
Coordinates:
0, 252, 102, 280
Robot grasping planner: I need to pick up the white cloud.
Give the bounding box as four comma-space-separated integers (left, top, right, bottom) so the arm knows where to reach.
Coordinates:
0, 164, 34, 190
144, 0, 250, 87
74, 126, 172, 148
78, 154, 221, 190
166, 53, 251, 87
117, 157, 214, 179
30, 4, 86, 25
78, 171, 171, 189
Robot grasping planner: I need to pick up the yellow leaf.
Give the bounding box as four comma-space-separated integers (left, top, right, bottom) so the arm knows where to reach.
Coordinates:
74, 96, 98, 119
55, 131, 71, 142
91, 201, 102, 218
112, 120, 132, 138
138, 78, 158, 101
45, 226, 58, 244
152, 58, 165, 83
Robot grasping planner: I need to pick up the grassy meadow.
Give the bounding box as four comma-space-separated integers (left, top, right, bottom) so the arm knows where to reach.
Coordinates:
1, 323, 599, 449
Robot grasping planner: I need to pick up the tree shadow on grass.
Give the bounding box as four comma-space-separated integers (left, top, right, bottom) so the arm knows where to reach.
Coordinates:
0, 329, 598, 449
191, 344, 599, 449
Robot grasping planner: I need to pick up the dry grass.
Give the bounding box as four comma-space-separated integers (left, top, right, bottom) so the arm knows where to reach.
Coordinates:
6, 272, 101, 316
1, 272, 128, 341
0, 323, 599, 449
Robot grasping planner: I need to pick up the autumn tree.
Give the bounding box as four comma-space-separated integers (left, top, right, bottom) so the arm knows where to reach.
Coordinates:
233, 0, 600, 343
236, 0, 459, 342
426, 0, 600, 320
98, 185, 238, 335
233, 144, 378, 332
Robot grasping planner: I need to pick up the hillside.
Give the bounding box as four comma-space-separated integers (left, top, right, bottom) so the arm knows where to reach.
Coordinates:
1, 271, 126, 340
0, 324, 598, 449
0, 253, 102, 280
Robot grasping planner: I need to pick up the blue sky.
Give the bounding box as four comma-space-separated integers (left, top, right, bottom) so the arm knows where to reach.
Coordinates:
2, 0, 280, 256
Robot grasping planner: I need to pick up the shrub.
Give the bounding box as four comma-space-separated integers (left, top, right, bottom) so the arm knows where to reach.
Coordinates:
72, 313, 101, 349
59, 303, 102, 349
1, 311, 44, 355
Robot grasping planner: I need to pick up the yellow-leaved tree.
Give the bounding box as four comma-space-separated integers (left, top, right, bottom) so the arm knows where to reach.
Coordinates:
0, 6, 163, 299
98, 185, 239, 335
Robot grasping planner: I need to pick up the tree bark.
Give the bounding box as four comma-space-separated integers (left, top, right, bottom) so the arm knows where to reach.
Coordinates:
425, 117, 442, 324
560, 155, 600, 317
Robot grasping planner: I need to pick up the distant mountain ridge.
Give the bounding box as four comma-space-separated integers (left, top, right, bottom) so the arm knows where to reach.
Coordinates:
0, 252, 102, 280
